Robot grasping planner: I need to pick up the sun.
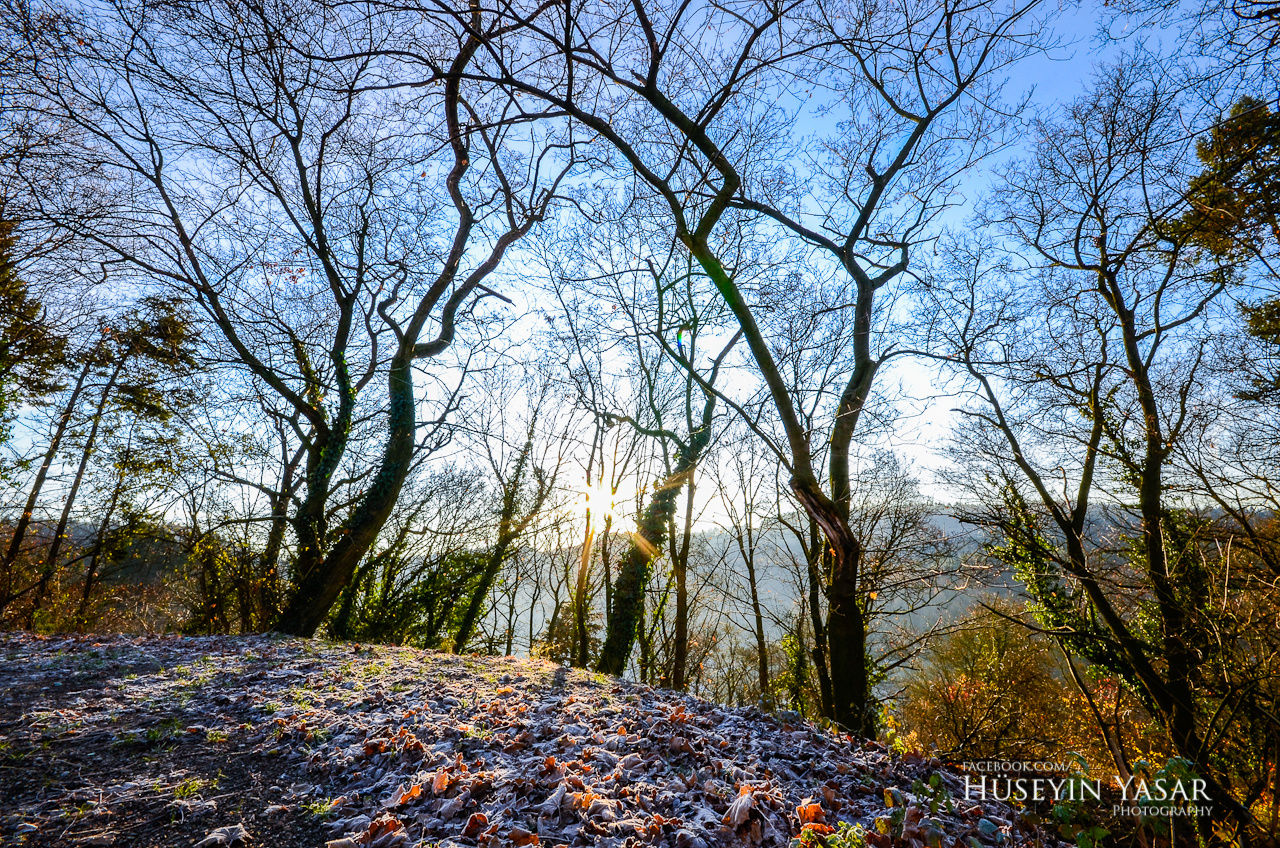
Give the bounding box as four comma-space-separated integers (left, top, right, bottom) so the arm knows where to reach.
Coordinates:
579, 483, 618, 520
576, 481, 641, 526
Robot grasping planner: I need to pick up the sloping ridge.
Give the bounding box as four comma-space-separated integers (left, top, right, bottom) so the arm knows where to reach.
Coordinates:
0, 634, 1057, 848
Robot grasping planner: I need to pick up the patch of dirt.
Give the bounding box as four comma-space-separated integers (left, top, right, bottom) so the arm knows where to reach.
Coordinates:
0, 635, 328, 847
0, 634, 1057, 848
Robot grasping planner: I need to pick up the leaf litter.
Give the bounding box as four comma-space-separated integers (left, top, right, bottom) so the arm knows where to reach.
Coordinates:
0, 634, 1062, 848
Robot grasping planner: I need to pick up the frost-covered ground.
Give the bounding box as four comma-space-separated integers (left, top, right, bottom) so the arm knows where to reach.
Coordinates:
0, 634, 1051, 848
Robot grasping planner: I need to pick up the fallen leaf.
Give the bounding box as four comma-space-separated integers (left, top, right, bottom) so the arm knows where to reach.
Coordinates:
676, 828, 706, 848
865, 831, 892, 848
797, 801, 825, 824
431, 769, 452, 796
569, 790, 599, 810
383, 782, 422, 808
722, 788, 755, 828
462, 812, 489, 838
439, 790, 470, 820
586, 797, 617, 822
509, 826, 539, 846
540, 783, 567, 816
194, 824, 251, 847
365, 813, 409, 848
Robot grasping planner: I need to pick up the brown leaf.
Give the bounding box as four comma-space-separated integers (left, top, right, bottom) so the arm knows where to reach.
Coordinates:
569, 790, 598, 811
865, 831, 892, 848
384, 783, 422, 808
722, 788, 755, 828
462, 812, 489, 838
797, 802, 825, 825
539, 783, 567, 816
431, 770, 452, 796
439, 790, 470, 820
366, 814, 405, 842
586, 797, 617, 822
509, 827, 539, 846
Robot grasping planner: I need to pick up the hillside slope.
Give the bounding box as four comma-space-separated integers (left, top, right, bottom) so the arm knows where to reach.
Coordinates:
0, 635, 1052, 848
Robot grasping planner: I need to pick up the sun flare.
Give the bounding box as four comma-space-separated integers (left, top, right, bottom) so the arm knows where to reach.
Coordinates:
576, 481, 642, 526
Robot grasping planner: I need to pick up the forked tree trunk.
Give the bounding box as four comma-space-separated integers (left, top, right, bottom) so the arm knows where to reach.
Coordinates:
273, 353, 417, 636
792, 481, 870, 735
272, 14, 544, 634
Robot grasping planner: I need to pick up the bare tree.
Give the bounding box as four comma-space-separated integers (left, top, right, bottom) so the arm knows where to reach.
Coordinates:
712, 424, 782, 707
529, 195, 748, 684
451, 373, 561, 652
921, 58, 1266, 836
9, 0, 569, 634
422, 0, 1048, 732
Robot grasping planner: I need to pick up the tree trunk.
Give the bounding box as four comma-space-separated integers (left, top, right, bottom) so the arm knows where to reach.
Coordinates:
454, 436, 544, 652
252, 447, 299, 631
571, 515, 594, 668
671, 467, 696, 690
273, 351, 416, 636
684, 236, 875, 730
743, 541, 770, 706
793, 481, 869, 734
637, 601, 650, 683
76, 462, 125, 629
0, 359, 90, 611
597, 470, 684, 675
825, 547, 869, 733
455, 542, 514, 653
27, 356, 124, 624
803, 519, 835, 720
504, 586, 516, 656
272, 18, 538, 637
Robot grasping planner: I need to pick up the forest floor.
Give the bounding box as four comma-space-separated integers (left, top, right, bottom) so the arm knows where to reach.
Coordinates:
0, 633, 1058, 848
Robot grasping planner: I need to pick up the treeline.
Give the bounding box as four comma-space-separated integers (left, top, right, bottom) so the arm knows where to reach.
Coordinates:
1, 0, 1279, 841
